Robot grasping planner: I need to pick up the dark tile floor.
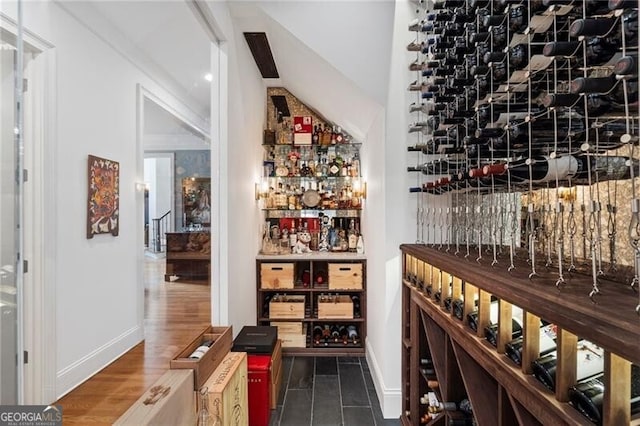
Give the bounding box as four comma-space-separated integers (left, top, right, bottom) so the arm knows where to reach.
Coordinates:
269, 356, 400, 426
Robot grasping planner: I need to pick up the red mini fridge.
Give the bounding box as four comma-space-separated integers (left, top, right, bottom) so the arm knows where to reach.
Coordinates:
247, 354, 272, 426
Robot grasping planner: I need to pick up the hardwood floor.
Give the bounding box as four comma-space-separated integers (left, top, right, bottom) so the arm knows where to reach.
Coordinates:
55, 256, 211, 425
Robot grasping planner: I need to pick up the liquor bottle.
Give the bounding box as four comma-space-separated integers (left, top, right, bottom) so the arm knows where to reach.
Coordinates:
347, 325, 359, 345
313, 325, 324, 345
335, 126, 345, 144
289, 220, 297, 249
348, 219, 358, 252
196, 386, 212, 426
505, 322, 557, 366
569, 365, 640, 424
312, 125, 319, 145
328, 218, 337, 248
356, 234, 365, 255
328, 156, 341, 177
532, 340, 605, 391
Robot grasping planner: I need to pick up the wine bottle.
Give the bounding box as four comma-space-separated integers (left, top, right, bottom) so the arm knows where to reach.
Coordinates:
488, 118, 587, 149
543, 37, 620, 67
570, 9, 638, 46
313, 325, 324, 345
347, 325, 359, 345
532, 340, 605, 391
569, 365, 640, 424
188, 339, 214, 359
505, 323, 557, 366
467, 299, 499, 332
543, 92, 639, 117
352, 295, 361, 318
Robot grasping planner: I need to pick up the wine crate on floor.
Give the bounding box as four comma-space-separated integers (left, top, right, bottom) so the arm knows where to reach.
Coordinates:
114, 370, 195, 426
328, 263, 363, 289
318, 295, 354, 319
170, 325, 233, 390
201, 351, 249, 426
269, 295, 305, 319
260, 263, 294, 288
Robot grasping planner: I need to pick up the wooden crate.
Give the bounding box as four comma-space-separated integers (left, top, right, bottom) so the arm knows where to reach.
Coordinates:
202, 351, 249, 426
318, 295, 354, 319
271, 321, 303, 335
328, 263, 363, 289
271, 339, 283, 409
170, 326, 233, 390
280, 325, 308, 348
269, 295, 305, 319
260, 263, 294, 289
114, 369, 195, 426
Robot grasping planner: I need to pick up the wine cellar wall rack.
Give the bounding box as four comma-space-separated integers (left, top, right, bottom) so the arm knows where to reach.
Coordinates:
401, 244, 639, 426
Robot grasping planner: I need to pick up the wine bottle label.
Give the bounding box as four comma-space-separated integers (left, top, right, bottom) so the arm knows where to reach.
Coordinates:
533, 155, 579, 183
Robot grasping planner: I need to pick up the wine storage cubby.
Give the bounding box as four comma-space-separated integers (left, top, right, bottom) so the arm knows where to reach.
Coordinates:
401, 246, 640, 426
256, 255, 366, 356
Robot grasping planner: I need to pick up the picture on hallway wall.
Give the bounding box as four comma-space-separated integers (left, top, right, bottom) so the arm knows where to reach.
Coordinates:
87, 154, 120, 238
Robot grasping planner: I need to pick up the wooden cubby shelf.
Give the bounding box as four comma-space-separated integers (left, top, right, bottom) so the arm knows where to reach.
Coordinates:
401, 244, 640, 426
257, 255, 366, 356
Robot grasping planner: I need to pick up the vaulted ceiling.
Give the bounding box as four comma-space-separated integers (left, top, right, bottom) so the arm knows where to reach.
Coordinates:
58, 0, 396, 146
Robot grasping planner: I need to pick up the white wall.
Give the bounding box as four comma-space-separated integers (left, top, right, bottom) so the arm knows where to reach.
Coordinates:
10, 1, 208, 399
207, 3, 265, 334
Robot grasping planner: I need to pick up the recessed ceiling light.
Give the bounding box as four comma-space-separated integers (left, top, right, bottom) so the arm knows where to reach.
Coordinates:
204, 73, 213, 82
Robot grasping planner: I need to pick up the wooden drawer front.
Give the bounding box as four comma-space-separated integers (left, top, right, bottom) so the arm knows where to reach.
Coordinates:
318, 295, 354, 319
328, 263, 363, 289
271, 321, 303, 335
269, 295, 305, 319
261, 263, 294, 289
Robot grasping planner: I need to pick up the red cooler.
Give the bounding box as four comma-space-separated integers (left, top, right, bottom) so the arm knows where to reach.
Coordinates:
247, 354, 272, 426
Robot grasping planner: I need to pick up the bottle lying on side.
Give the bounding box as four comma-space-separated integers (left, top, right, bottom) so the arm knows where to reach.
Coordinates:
505, 323, 557, 366
531, 340, 604, 391
569, 364, 640, 425
483, 305, 524, 347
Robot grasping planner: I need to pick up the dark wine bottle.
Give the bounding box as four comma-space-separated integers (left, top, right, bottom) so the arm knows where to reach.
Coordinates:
543, 37, 620, 67
313, 325, 323, 345
347, 325, 359, 345
505, 323, 557, 366
532, 340, 604, 391
484, 319, 523, 347
569, 365, 640, 424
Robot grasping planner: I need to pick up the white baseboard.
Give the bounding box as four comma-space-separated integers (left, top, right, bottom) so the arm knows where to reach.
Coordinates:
366, 340, 402, 419
56, 325, 143, 399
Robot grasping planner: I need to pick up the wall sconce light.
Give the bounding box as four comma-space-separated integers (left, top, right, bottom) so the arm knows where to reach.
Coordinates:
135, 181, 150, 192
255, 180, 270, 200
353, 180, 367, 200
558, 186, 576, 202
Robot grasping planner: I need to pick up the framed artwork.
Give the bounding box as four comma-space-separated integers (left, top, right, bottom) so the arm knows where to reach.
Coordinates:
182, 177, 211, 228
87, 155, 120, 238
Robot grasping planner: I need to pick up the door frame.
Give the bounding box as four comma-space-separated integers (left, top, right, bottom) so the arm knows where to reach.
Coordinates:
1, 11, 57, 404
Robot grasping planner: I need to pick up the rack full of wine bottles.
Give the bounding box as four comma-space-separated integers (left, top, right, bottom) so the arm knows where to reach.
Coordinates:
403, 1, 640, 424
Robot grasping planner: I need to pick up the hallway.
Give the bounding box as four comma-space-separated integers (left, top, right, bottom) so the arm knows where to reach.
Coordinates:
56, 257, 211, 425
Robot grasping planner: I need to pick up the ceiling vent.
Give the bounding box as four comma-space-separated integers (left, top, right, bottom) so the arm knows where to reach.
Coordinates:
243, 32, 279, 79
